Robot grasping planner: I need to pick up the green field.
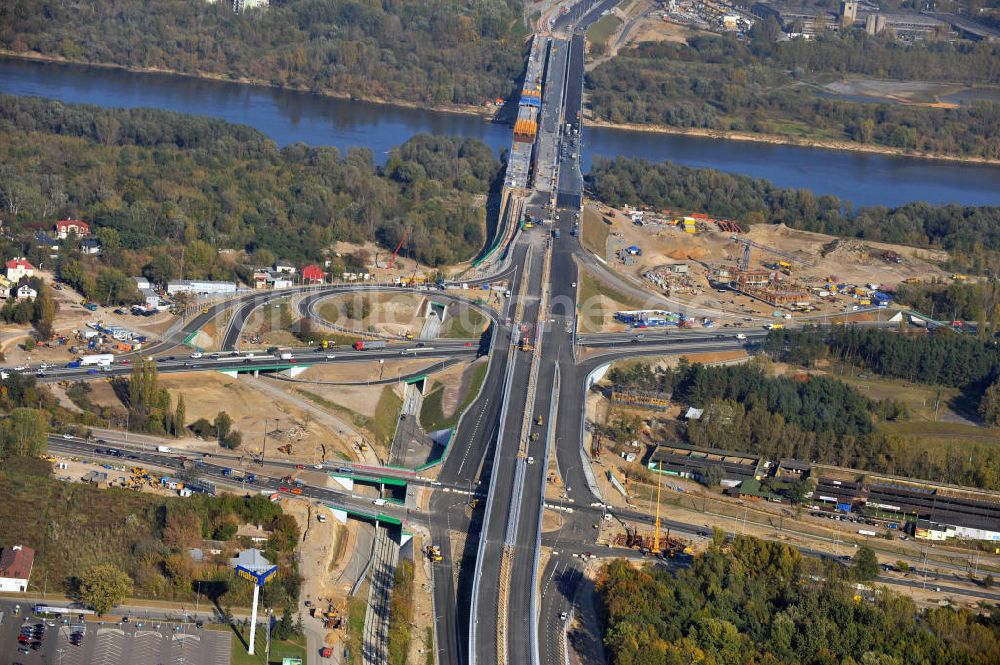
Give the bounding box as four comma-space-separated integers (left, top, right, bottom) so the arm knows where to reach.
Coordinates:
580, 206, 611, 255
442, 306, 488, 338
587, 14, 622, 46
577, 268, 644, 333
228, 626, 307, 665
420, 361, 488, 432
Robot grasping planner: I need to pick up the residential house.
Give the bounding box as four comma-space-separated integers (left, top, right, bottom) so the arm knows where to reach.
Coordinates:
236, 524, 271, 545
253, 271, 269, 289
34, 232, 59, 254
55, 219, 89, 239
5, 257, 34, 282
0, 544, 35, 592
15, 284, 37, 301
273, 260, 296, 275
80, 238, 102, 255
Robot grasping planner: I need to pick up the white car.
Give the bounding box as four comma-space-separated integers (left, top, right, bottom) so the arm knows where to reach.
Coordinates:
62, 433, 73, 439
372, 498, 386, 507
326, 354, 336, 359
190, 352, 203, 359
312, 464, 323, 469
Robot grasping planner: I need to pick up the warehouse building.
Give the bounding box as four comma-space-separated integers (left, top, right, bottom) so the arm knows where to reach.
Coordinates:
648, 444, 763, 487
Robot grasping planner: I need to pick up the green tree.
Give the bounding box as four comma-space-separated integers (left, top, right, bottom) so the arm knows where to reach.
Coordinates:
174, 394, 186, 436
0, 407, 49, 458
980, 379, 1000, 426
78, 564, 133, 615
32, 281, 56, 339
701, 464, 724, 487
214, 412, 232, 442
273, 606, 295, 641
853, 544, 880, 581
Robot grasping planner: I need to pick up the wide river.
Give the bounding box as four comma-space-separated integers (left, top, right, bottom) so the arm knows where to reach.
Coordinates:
1, 57, 998, 208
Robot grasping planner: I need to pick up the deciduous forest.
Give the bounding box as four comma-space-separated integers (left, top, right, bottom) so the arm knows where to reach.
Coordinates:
599, 537, 1000, 665
0, 95, 502, 295
586, 31, 1000, 159
0, 0, 526, 107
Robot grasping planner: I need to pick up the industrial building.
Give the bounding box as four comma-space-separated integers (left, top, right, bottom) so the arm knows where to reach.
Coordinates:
648, 444, 764, 487
811, 470, 1000, 541
166, 279, 238, 295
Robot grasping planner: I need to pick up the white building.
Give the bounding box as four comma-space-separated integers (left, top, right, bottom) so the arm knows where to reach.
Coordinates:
15, 285, 37, 301
5, 257, 35, 282
0, 544, 35, 593
166, 280, 237, 296
233, 0, 268, 13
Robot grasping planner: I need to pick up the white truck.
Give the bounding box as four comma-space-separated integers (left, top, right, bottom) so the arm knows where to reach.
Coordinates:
80, 354, 114, 367
280, 352, 294, 360
157, 445, 172, 453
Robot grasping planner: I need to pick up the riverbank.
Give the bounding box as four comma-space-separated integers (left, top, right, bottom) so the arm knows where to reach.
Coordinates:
587, 117, 1000, 167
0, 49, 496, 121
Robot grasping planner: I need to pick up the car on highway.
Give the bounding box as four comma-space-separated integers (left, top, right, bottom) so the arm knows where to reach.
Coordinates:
62, 433, 73, 439
313, 464, 323, 469
279, 486, 289, 493
372, 498, 386, 506
296, 464, 305, 469
290, 488, 303, 495
560, 612, 568, 621
190, 352, 203, 359
325, 354, 336, 359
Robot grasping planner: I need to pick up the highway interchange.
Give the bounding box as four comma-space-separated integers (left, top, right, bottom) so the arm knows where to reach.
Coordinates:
11, 3, 998, 665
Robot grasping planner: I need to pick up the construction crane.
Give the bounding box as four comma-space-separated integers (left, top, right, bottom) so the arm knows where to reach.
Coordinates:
730, 235, 814, 272
387, 229, 410, 270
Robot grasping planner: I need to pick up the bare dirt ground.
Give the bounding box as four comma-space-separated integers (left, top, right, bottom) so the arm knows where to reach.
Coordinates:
821, 79, 980, 108
77, 371, 360, 462
317, 291, 425, 337
431, 359, 479, 416
295, 358, 439, 391
589, 202, 950, 325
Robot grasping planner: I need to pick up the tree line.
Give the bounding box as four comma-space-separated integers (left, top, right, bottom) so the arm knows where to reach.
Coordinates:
586, 31, 1000, 159
0, 0, 525, 107
598, 536, 1000, 665
0, 95, 502, 292
586, 156, 1000, 274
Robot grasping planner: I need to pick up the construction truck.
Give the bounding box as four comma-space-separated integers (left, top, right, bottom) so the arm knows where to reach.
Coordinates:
426, 545, 443, 562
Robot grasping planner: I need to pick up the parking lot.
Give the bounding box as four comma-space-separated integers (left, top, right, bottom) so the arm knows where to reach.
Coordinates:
0, 607, 231, 665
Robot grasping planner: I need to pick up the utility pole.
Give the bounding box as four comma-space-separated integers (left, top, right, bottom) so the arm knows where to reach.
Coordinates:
652, 461, 663, 554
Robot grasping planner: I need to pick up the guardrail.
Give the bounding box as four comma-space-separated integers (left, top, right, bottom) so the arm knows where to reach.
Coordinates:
467, 334, 520, 665
530, 365, 559, 665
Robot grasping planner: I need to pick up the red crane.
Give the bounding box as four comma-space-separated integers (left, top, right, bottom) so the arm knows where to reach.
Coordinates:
387, 229, 409, 269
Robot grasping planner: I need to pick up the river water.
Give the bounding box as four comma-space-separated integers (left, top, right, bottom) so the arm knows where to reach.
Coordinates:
1, 57, 997, 208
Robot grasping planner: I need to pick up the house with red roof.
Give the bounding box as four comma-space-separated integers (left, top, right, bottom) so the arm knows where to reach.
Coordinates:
55, 219, 89, 239
5, 257, 35, 282
301, 264, 326, 284
0, 544, 35, 592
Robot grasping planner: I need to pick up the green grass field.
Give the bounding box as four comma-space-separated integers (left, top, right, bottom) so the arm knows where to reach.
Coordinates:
420, 361, 488, 432
442, 306, 488, 338
587, 14, 622, 46
577, 268, 644, 333
228, 625, 307, 665
580, 207, 611, 255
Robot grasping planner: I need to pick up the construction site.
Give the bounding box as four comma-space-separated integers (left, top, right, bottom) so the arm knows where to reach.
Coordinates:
582, 201, 952, 327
